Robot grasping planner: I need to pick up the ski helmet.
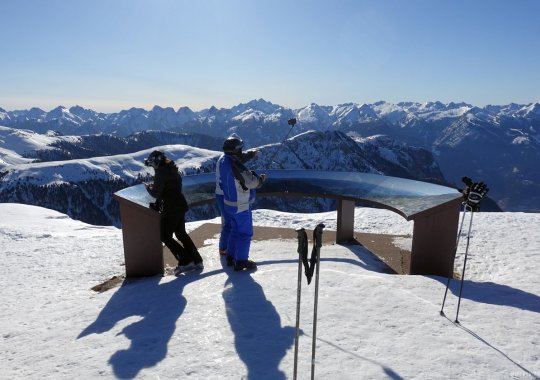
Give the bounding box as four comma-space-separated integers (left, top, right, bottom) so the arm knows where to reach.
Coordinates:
223, 135, 244, 155
144, 150, 165, 169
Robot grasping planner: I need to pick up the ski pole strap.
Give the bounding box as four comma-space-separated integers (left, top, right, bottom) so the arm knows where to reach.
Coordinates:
296, 228, 311, 284
314, 223, 325, 248
308, 224, 325, 281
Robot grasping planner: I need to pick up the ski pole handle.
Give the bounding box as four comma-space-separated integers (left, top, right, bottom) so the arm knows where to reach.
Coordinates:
314, 223, 325, 248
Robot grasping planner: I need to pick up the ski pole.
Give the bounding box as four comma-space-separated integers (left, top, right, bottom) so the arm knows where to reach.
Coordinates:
455, 206, 475, 324
440, 202, 469, 316
453, 179, 488, 322
294, 228, 307, 380
311, 223, 324, 380
441, 177, 489, 321
268, 118, 297, 168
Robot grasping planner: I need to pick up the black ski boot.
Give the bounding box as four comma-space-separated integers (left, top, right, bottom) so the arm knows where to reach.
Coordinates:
226, 255, 235, 266
234, 259, 257, 271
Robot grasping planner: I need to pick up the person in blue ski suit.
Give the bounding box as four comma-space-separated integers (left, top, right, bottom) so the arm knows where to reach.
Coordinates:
215, 138, 258, 257
218, 136, 266, 271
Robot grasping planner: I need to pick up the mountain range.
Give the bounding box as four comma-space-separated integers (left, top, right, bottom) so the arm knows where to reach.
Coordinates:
1, 99, 539, 219
0, 127, 458, 225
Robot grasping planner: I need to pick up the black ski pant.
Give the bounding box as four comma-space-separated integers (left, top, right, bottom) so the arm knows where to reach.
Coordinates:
161, 212, 187, 265
174, 215, 203, 265
161, 211, 202, 266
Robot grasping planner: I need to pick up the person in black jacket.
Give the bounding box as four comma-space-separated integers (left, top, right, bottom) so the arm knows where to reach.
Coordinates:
144, 150, 203, 275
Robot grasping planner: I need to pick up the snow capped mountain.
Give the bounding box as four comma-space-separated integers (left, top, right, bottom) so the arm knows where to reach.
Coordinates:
225, 100, 294, 133
0, 147, 33, 166
1, 144, 218, 186
45, 106, 73, 122
2, 99, 537, 142
368, 101, 473, 128
68, 105, 105, 122
148, 105, 181, 129
251, 130, 446, 184
432, 108, 540, 211
2, 98, 539, 211
371, 101, 408, 124
253, 130, 381, 173
328, 103, 374, 125
0, 108, 8, 122
516, 102, 540, 118
0, 126, 80, 166
296, 103, 333, 127
0, 130, 448, 225
230, 98, 282, 115
350, 134, 445, 182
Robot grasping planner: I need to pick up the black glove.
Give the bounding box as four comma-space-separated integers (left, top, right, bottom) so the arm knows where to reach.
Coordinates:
464, 182, 489, 211
149, 200, 161, 212
245, 150, 258, 160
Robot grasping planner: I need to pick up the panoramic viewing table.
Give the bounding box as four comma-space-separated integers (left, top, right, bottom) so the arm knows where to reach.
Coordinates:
114, 170, 463, 277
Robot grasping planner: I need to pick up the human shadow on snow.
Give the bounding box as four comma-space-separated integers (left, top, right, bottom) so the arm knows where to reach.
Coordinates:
75, 244, 396, 380
78, 270, 220, 379
245, 246, 402, 379
220, 258, 295, 380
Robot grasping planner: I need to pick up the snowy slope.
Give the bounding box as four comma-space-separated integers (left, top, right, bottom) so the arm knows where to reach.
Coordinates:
1, 130, 447, 226
0, 203, 539, 379
0, 145, 220, 225
0, 144, 219, 185
0, 126, 74, 167
0, 147, 34, 166
0, 126, 77, 156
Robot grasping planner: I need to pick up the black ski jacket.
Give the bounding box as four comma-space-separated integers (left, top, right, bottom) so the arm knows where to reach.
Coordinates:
147, 160, 188, 215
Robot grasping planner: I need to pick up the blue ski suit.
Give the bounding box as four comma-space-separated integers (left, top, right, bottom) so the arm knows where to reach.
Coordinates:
215, 150, 258, 253
218, 153, 265, 261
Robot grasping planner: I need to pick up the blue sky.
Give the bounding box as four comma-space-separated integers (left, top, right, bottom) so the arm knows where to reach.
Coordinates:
1, 0, 539, 112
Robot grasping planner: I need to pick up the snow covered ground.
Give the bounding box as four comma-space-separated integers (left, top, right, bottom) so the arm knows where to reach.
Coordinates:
1, 203, 539, 379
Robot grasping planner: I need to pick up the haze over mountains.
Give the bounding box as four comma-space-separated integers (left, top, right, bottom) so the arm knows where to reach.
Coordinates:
1, 99, 539, 224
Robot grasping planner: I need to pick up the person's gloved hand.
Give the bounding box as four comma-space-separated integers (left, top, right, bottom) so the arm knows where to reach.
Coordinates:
256, 173, 267, 189
242, 150, 258, 162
